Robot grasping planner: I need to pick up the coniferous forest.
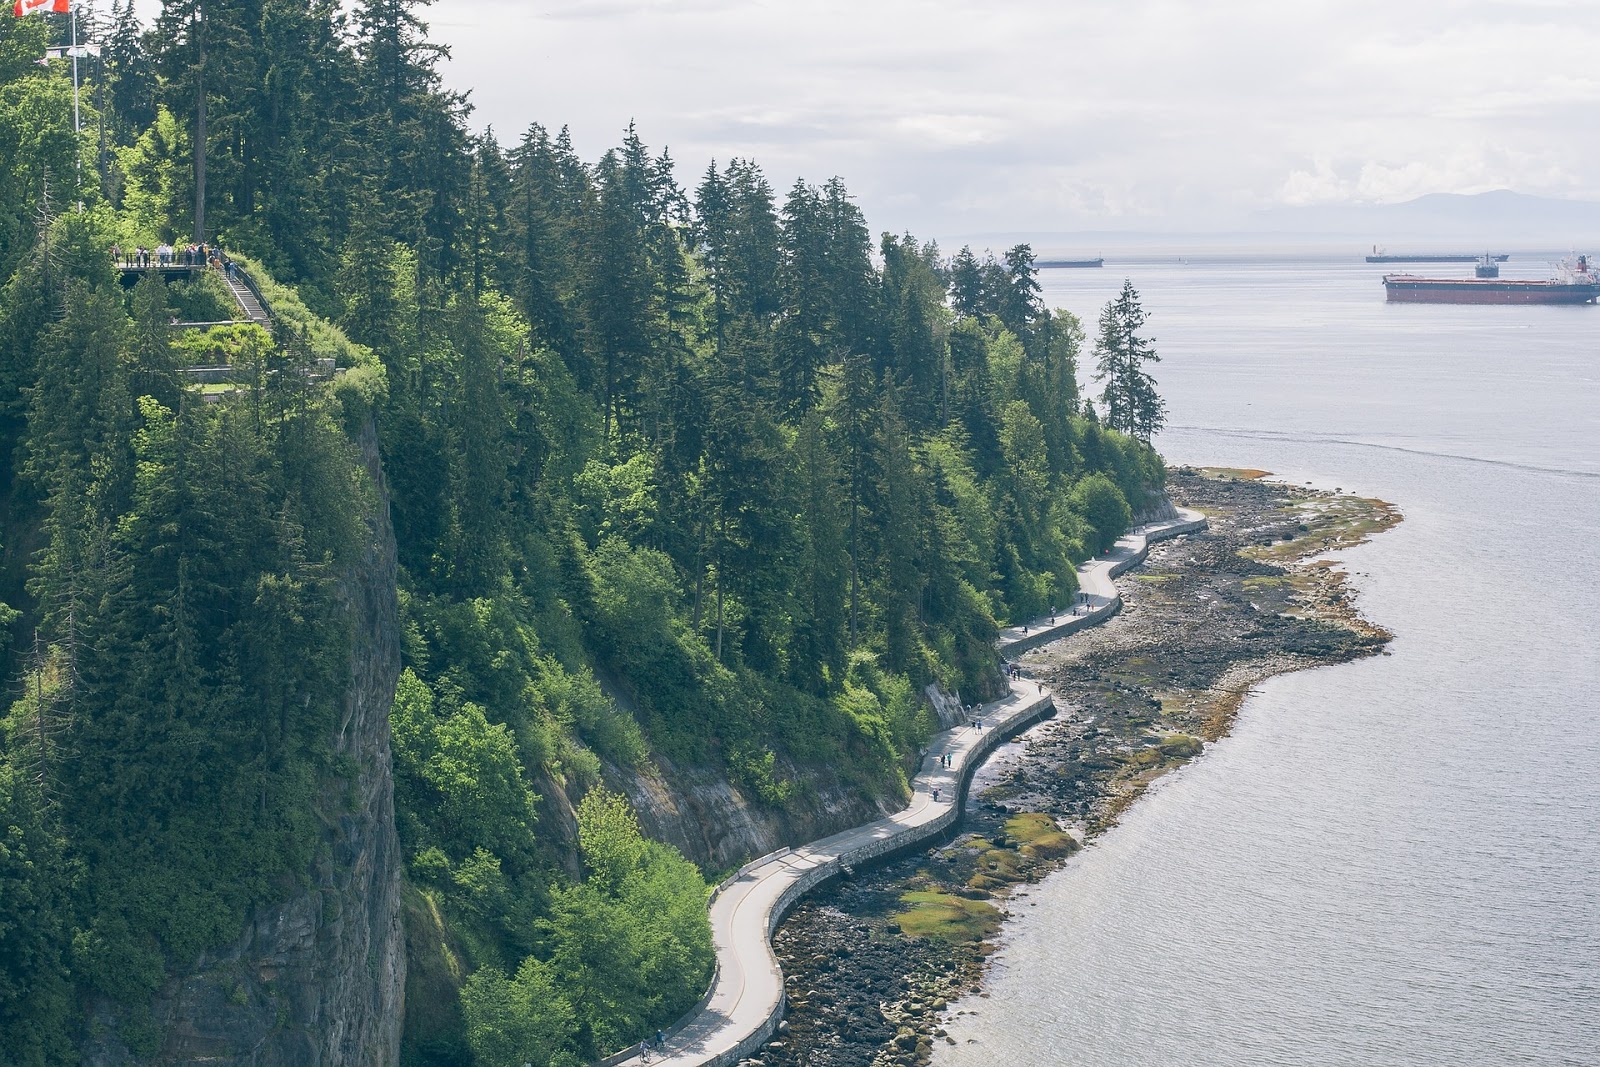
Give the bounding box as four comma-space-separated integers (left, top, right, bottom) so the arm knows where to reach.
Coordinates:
0, 3, 1166, 1064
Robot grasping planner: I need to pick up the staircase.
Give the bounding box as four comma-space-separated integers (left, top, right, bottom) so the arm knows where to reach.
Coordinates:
224, 269, 271, 325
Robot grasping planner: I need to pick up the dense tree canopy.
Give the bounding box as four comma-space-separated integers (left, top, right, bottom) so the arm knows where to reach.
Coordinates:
0, 4, 1167, 1063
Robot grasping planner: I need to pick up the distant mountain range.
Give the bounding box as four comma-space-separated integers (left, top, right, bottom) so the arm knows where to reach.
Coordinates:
957, 191, 1600, 255
1248, 190, 1600, 244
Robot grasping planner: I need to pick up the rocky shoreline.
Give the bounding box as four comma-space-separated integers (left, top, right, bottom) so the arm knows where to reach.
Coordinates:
757, 468, 1401, 1067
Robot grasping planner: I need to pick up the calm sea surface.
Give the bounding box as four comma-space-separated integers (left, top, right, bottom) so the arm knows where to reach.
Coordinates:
933, 251, 1600, 1066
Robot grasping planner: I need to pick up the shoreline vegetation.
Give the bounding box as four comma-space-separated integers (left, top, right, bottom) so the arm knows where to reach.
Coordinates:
762, 467, 1401, 1067
1, 9, 1182, 1059
609, 510, 1204, 1067
0, 10, 1382, 1062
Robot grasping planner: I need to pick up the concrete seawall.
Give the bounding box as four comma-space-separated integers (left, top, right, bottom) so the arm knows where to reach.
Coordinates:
605, 508, 1207, 1067
997, 509, 1207, 656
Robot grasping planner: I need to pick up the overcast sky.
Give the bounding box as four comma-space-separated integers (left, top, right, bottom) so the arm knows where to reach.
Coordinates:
136, 0, 1600, 239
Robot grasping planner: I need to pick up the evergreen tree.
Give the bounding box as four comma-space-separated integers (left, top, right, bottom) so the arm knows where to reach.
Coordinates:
789, 409, 847, 693
0, 21, 1180, 1052
774, 178, 828, 414
947, 245, 985, 319
997, 242, 1042, 340
102, 0, 156, 139
864, 381, 922, 672
1093, 279, 1165, 439
879, 232, 949, 428
722, 158, 782, 321
505, 123, 582, 358
352, 0, 466, 275
819, 177, 878, 360
0, 765, 77, 1063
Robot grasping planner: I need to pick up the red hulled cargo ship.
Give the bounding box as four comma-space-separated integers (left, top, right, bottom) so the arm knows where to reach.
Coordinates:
1384, 255, 1600, 304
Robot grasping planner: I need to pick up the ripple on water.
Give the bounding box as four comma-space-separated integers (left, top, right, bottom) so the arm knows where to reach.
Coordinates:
931, 254, 1600, 1067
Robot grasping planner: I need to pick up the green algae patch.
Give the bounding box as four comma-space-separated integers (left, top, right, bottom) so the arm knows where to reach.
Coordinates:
1196, 466, 1271, 481
944, 814, 1086, 893
894, 891, 1002, 944
969, 844, 1026, 887
1155, 732, 1204, 759
1243, 492, 1401, 563
1004, 812, 1080, 860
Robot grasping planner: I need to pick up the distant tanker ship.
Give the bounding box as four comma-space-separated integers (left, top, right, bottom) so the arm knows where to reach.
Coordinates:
1383, 255, 1600, 304
1366, 246, 1510, 263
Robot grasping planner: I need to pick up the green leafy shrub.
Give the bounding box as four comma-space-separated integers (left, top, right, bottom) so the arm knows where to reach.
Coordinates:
1069, 471, 1134, 554
460, 958, 580, 1067
166, 269, 239, 323
461, 789, 713, 1064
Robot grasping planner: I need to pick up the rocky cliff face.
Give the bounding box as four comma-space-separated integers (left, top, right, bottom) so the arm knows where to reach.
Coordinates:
620, 756, 903, 874
81, 421, 405, 1066
1134, 491, 1179, 524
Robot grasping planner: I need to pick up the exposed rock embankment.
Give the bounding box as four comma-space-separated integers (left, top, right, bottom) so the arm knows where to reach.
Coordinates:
622, 756, 907, 875
82, 421, 405, 1066
762, 470, 1400, 1067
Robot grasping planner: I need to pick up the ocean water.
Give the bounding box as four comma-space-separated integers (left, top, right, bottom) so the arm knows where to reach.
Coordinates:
933, 251, 1600, 1066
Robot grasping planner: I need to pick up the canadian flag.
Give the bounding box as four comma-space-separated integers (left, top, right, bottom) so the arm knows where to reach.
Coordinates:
14, 0, 72, 15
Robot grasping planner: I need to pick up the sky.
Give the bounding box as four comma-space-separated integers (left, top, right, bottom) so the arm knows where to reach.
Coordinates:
133, 0, 1600, 241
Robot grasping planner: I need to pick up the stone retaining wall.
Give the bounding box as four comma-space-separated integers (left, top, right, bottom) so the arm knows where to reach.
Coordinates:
601, 507, 1207, 1067
697, 691, 1056, 1067
999, 513, 1207, 656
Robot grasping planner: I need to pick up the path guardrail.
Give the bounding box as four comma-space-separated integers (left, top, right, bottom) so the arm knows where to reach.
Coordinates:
602, 508, 1208, 1067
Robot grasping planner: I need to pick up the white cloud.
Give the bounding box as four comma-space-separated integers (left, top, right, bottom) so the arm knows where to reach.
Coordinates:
129, 0, 1600, 235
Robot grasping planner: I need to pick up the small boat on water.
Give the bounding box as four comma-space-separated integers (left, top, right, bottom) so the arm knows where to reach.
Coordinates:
1383, 255, 1600, 304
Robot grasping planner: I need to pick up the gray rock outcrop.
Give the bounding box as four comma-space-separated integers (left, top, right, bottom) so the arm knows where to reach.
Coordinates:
81, 420, 405, 1065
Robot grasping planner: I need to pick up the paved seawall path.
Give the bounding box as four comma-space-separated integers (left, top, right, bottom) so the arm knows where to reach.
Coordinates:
604, 507, 1208, 1067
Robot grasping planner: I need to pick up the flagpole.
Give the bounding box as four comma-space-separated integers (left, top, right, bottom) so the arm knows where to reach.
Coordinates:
70, 2, 79, 137
70, 0, 81, 207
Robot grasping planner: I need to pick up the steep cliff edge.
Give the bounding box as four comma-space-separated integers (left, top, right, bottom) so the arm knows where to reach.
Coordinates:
81, 420, 405, 1065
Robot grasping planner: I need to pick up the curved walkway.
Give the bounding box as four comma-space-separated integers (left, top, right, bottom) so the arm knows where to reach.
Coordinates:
605, 507, 1208, 1067
996, 507, 1208, 656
